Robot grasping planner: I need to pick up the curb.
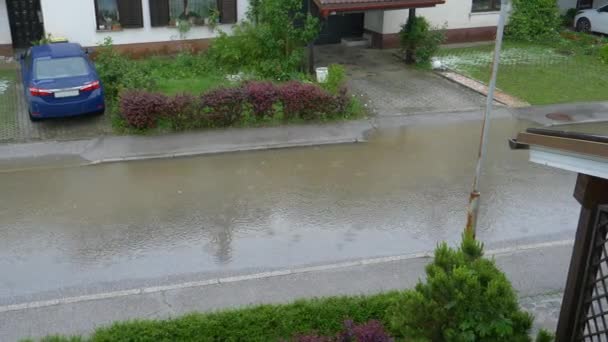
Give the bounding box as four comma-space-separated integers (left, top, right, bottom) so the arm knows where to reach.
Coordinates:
88, 136, 367, 165
0, 120, 375, 171
436, 70, 531, 108
0, 239, 573, 314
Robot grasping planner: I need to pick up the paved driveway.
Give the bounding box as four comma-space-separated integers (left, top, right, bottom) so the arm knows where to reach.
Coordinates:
0, 64, 111, 143
316, 45, 487, 116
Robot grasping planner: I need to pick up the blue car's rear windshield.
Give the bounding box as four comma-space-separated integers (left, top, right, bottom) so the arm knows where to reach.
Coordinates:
34, 57, 90, 80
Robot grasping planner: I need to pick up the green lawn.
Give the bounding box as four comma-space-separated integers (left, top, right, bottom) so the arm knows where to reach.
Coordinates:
154, 75, 229, 95
437, 41, 608, 105
0, 68, 17, 133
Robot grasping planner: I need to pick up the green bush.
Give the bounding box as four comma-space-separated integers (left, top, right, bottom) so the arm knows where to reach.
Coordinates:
94, 37, 156, 101
600, 45, 608, 64
208, 0, 319, 80
536, 329, 555, 342
561, 8, 579, 27
320, 64, 346, 95
388, 232, 534, 341
506, 0, 561, 42
399, 16, 445, 65
39, 293, 399, 342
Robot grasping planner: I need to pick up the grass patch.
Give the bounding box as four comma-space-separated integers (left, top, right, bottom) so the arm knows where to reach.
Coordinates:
26, 292, 400, 342
437, 40, 608, 105
0, 68, 18, 132
154, 75, 229, 95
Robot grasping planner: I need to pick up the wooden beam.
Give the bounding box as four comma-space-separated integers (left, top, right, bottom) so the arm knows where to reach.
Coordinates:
516, 132, 608, 159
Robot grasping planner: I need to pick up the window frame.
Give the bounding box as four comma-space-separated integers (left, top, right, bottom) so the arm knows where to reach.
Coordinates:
471, 0, 501, 13
149, 0, 237, 28
94, 0, 144, 31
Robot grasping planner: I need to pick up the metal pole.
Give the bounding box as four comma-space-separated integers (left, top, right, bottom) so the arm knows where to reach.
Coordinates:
307, 0, 315, 74
465, 0, 508, 237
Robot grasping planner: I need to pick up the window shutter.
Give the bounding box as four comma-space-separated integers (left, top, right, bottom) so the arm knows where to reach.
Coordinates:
219, 0, 237, 24
117, 0, 144, 28
149, 0, 170, 27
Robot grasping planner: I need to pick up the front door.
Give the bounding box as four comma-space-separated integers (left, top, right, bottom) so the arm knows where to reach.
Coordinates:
6, 0, 44, 48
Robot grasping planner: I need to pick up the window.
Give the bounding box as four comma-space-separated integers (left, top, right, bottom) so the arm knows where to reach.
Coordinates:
472, 0, 501, 12
600, 5, 608, 12
95, 0, 144, 30
34, 57, 90, 80
149, 0, 237, 27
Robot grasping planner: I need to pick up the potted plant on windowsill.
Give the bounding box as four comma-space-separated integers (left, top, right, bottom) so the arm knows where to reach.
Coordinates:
177, 18, 192, 39
169, 16, 177, 27
207, 7, 220, 31
179, 11, 200, 26
111, 23, 122, 31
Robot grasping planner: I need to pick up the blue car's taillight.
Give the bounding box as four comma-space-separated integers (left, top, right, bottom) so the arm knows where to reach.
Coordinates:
81, 80, 100, 92
29, 87, 53, 97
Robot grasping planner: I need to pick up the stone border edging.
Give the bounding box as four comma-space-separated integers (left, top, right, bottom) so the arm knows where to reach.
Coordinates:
437, 70, 531, 108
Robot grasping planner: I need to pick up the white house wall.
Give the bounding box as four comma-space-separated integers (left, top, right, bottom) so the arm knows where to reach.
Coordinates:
363, 10, 384, 33
381, 1, 506, 35
39, 0, 249, 47
0, 0, 11, 45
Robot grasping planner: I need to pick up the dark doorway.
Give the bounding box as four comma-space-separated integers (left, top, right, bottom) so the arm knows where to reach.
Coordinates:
6, 0, 44, 48
316, 13, 365, 45
303, 1, 365, 45
577, 0, 594, 9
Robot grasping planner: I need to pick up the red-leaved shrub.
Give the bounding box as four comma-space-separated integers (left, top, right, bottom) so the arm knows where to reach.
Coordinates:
119, 81, 350, 130
201, 87, 247, 126
163, 93, 202, 130
294, 320, 393, 342
119, 90, 168, 129
245, 81, 280, 118
279, 82, 337, 120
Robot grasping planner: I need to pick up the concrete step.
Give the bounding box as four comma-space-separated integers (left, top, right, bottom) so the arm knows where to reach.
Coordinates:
341, 36, 370, 48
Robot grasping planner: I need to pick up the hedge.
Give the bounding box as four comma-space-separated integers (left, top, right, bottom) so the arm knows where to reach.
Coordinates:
119, 81, 354, 130
32, 292, 400, 342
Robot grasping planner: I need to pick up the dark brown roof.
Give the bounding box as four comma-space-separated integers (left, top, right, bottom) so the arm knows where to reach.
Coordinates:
314, 0, 445, 17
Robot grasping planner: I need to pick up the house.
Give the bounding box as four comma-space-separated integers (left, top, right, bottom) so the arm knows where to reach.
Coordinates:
0, 0, 245, 57
560, 0, 608, 11
0, 0, 595, 57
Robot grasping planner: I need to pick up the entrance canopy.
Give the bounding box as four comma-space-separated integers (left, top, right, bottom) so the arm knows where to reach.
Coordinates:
313, 0, 445, 17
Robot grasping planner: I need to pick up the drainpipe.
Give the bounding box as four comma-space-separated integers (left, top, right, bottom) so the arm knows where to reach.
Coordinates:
405, 8, 416, 64
308, 0, 315, 74
465, 0, 509, 238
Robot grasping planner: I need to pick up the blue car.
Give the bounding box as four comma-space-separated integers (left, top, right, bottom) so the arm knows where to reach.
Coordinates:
20, 43, 105, 121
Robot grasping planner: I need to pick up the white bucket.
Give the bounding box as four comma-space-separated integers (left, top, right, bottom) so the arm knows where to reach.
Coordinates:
316, 67, 329, 83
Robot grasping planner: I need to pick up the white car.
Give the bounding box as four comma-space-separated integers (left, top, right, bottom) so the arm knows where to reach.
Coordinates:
574, 4, 608, 33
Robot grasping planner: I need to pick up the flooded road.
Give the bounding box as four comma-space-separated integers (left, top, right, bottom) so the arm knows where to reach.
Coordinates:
0, 118, 590, 304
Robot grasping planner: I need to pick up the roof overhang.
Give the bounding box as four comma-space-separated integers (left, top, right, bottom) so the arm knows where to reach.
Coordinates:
510, 128, 608, 179
313, 0, 446, 17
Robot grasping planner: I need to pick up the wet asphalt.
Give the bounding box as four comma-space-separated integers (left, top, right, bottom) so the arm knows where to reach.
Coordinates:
2, 117, 600, 305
